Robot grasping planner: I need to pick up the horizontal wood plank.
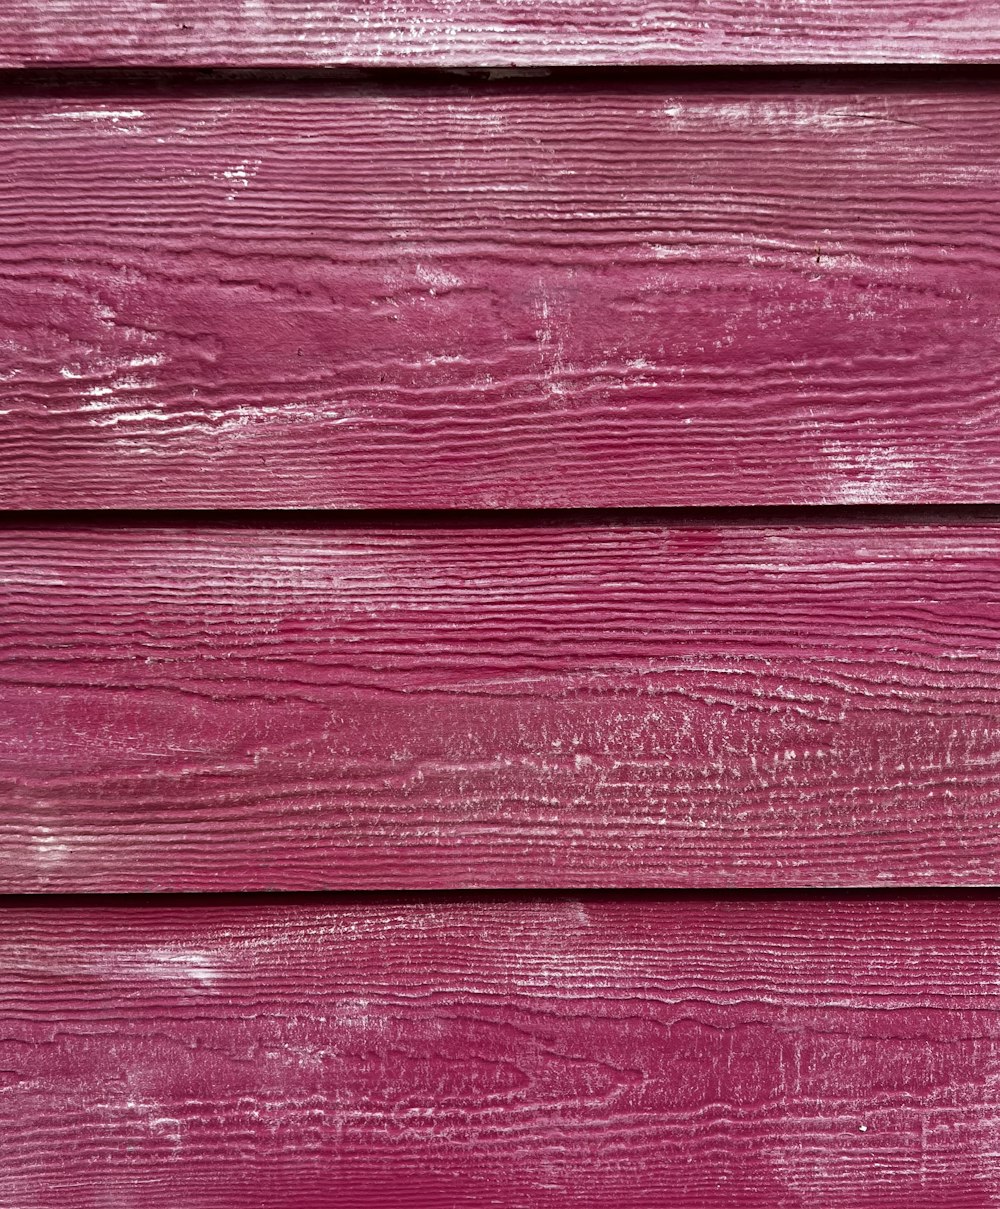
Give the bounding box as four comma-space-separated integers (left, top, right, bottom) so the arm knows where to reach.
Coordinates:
5, 516, 1000, 890
2, 892, 999, 1207
5, 77, 1000, 507
1, 2, 999, 66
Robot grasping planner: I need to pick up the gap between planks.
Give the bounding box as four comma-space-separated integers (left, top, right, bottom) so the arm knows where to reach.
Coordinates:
6, 503, 1000, 532
0, 63, 998, 93
0, 887, 997, 907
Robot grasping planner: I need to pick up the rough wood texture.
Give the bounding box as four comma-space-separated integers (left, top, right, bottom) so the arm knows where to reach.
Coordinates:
2, 892, 1000, 1207
6, 514, 1000, 891
5, 75, 1000, 507
1, 2, 999, 65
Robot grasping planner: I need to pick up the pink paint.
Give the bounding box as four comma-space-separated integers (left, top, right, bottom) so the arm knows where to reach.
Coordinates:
2, 893, 999, 1208
2, 76, 999, 507
4, 516, 1000, 890
0, 0, 999, 65
0, 21, 995, 1205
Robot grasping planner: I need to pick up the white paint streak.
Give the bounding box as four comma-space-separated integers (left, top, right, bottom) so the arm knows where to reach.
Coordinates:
30, 826, 71, 866
41, 108, 147, 135
822, 441, 918, 503
217, 157, 262, 200
45, 108, 146, 121
137, 949, 221, 988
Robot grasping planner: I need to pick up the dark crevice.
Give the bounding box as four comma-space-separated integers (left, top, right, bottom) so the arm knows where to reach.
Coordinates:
0, 63, 997, 97
3, 503, 1000, 531
0, 886, 997, 908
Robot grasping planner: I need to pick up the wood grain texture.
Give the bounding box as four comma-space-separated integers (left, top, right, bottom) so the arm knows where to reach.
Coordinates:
5, 75, 1000, 507
2, 892, 1000, 1208
1, 1, 1000, 65
6, 515, 1000, 891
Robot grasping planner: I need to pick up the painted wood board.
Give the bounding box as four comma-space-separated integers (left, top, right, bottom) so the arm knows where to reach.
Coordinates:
1, 2, 999, 66
6, 515, 1000, 891
2, 891, 999, 1207
5, 76, 1000, 508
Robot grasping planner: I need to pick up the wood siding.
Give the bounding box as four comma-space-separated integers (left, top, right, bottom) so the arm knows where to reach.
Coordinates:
1, 6, 996, 1204
4, 892, 1000, 1208
5, 513, 1000, 890
4, 74, 1000, 508
2, 2, 1000, 67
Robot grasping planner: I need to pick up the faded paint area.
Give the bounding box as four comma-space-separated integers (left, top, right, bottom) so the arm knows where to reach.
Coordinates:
1, 0, 1000, 65
3, 518, 1000, 890
1, 78, 998, 507
0, 19, 994, 1209
2, 896, 1000, 1208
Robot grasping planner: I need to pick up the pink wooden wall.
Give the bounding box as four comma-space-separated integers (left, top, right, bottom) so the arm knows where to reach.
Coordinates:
2, 4, 1000, 1205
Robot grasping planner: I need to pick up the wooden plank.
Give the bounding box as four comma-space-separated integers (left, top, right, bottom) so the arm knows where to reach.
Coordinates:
4, 76, 1000, 508
1, 2, 1000, 66
2, 892, 1000, 1206
6, 515, 1000, 891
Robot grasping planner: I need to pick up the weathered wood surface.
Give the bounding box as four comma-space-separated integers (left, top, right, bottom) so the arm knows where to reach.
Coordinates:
6, 515, 1000, 891
2, 892, 999, 1207
1, 1, 999, 66
5, 76, 1000, 507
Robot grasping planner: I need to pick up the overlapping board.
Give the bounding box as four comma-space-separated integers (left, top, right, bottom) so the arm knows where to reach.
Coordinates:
4, 74, 1000, 507
1, 0, 999, 66
3, 0, 998, 1203
2, 892, 999, 1208
5, 513, 1000, 891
